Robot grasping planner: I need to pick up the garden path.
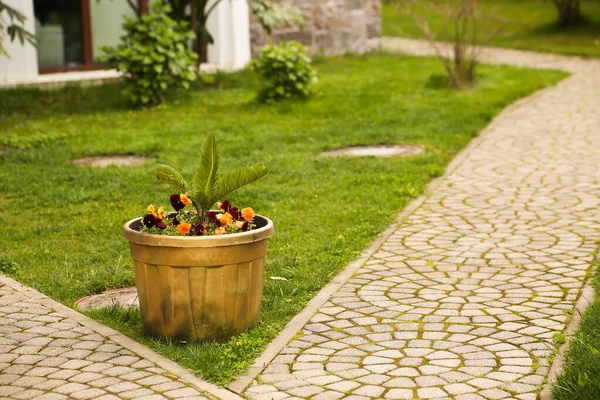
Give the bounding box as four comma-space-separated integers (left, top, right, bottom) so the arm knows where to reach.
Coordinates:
0, 276, 241, 400
237, 39, 600, 400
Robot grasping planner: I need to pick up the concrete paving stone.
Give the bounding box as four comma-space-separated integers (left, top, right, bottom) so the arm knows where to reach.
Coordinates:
31, 379, 67, 391
69, 388, 108, 399
444, 383, 477, 395
479, 388, 512, 399
27, 393, 67, 400
12, 375, 46, 387
12, 388, 46, 399
163, 387, 202, 398
149, 381, 186, 392
286, 385, 324, 397
383, 378, 416, 389
356, 374, 390, 385
311, 390, 344, 400
336, 369, 371, 380
383, 388, 414, 399
352, 385, 385, 397
53, 382, 90, 395
417, 387, 448, 399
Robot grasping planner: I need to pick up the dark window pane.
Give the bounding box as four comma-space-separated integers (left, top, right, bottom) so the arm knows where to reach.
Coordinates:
34, 0, 84, 69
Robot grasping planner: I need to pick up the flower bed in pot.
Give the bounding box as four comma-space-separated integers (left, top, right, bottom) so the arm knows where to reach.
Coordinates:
122, 134, 273, 342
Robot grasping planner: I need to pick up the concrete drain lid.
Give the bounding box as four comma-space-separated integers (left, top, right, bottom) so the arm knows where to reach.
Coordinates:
73, 156, 152, 167
321, 144, 423, 158
75, 287, 139, 310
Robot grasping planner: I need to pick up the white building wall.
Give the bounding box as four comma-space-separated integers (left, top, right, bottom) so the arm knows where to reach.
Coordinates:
0, 0, 38, 83
206, 0, 251, 70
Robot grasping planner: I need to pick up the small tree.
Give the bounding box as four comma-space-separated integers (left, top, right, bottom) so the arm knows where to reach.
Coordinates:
400, 0, 480, 88
552, 0, 581, 25
0, 1, 35, 57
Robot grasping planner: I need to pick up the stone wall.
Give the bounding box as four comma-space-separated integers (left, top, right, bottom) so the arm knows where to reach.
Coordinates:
250, 0, 381, 57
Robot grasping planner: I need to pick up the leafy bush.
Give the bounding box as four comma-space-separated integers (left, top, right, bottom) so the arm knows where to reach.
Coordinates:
252, 41, 317, 102
100, 2, 197, 107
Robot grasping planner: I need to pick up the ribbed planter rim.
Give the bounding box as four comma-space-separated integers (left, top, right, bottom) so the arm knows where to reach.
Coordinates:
123, 214, 274, 248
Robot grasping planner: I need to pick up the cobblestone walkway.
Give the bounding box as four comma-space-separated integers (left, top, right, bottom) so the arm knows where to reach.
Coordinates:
242, 41, 600, 400
0, 277, 239, 400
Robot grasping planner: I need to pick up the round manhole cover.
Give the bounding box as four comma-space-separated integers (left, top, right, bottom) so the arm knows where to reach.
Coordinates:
75, 287, 139, 310
321, 144, 423, 158
72, 156, 152, 167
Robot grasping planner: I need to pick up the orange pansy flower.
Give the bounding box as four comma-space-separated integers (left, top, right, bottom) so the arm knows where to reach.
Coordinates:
215, 227, 225, 235
176, 223, 191, 235
180, 194, 192, 205
241, 207, 255, 222
219, 212, 233, 227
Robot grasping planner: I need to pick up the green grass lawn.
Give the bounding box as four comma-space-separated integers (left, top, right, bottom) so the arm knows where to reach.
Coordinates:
382, 0, 600, 57
553, 264, 600, 400
0, 53, 566, 385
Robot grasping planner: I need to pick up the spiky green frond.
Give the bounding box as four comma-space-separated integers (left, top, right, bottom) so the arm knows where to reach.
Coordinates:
155, 163, 188, 193
191, 133, 220, 200
212, 165, 269, 202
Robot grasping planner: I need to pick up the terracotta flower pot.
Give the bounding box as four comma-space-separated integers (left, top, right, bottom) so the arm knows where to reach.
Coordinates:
122, 214, 274, 342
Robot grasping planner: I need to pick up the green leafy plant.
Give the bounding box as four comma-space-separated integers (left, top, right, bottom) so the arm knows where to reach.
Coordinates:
252, 41, 317, 102
142, 133, 268, 236
99, 2, 197, 106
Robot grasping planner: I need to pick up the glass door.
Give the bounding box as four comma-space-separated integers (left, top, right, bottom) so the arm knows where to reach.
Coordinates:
34, 0, 92, 72
34, 0, 147, 74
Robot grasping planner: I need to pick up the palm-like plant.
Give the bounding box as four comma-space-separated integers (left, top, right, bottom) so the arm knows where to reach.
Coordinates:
155, 134, 268, 224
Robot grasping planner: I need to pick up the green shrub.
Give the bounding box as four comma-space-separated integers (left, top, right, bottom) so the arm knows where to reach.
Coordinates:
252, 41, 317, 102
100, 2, 197, 107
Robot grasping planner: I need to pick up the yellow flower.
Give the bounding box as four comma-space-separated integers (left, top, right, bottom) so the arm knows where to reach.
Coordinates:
180, 194, 192, 206
235, 221, 245, 230
241, 207, 255, 222
215, 227, 225, 235
147, 204, 157, 216
176, 223, 191, 235
157, 206, 165, 219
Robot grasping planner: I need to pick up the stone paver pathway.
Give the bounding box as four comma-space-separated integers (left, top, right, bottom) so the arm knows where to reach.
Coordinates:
0, 277, 239, 400
242, 40, 600, 400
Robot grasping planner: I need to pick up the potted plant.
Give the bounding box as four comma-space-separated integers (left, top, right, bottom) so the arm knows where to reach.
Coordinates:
122, 134, 274, 342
